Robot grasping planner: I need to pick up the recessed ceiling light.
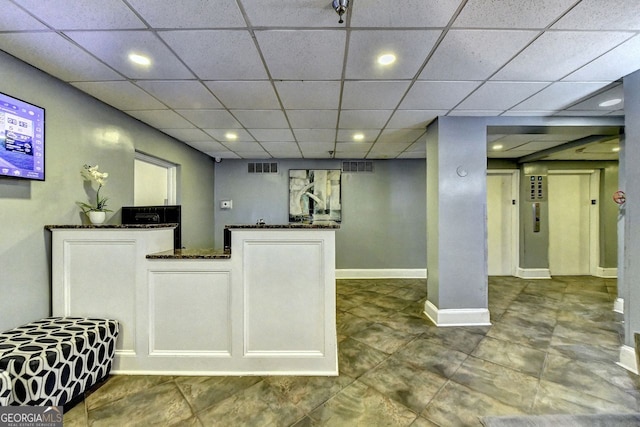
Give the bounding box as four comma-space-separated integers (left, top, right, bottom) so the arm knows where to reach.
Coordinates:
377, 54, 396, 66
599, 98, 622, 107
128, 53, 151, 66
612, 147, 620, 152
225, 132, 237, 140
353, 133, 364, 141
492, 144, 504, 150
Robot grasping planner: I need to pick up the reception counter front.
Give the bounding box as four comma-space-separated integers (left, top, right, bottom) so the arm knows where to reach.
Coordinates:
46, 224, 339, 376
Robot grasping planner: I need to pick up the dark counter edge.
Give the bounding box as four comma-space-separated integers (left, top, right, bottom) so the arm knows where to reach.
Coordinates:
225, 223, 340, 229
45, 223, 178, 230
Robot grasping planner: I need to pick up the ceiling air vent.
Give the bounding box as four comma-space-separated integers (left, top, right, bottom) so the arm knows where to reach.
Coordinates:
342, 161, 373, 173
248, 162, 278, 174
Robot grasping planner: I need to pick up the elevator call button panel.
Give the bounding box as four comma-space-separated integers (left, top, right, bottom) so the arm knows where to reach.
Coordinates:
528, 175, 546, 201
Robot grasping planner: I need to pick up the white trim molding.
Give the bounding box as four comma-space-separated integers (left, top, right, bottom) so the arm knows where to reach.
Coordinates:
336, 269, 427, 279
423, 300, 491, 327
595, 267, 618, 278
516, 268, 551, 279
614, 298, 624, 314
618, 345, 638, 375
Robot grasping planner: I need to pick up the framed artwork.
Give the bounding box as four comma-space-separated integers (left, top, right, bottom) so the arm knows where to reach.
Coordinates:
289, 169, 342, 223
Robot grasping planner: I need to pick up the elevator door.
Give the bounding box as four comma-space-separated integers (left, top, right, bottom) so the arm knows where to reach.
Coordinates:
548, 173, 593, 275
487, 172, 517, 276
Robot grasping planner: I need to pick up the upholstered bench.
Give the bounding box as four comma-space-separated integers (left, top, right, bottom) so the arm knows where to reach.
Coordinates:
0, 317, 118, 406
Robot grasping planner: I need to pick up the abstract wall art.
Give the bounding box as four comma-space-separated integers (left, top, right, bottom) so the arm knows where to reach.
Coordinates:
289, 169, 342, 223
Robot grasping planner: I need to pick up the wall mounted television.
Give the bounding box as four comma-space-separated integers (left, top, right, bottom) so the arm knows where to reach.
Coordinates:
0, 92, 45, 181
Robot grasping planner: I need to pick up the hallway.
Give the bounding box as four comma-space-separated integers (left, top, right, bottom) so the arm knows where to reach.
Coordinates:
64, 276, 636, 426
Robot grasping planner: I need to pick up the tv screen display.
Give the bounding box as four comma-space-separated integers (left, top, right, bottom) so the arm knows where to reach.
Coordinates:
0, 92, 45, 181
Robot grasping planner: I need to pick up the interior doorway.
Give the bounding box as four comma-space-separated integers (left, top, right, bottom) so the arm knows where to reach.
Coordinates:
487, 170, 519, 276
134, 152, 177, 206
547, 170, 600, 276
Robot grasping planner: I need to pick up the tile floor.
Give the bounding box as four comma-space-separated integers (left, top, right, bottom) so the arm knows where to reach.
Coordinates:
63, 276, 639, 426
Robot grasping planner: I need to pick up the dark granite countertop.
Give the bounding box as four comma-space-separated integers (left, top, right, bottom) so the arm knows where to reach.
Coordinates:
225, 223, 340, 229
147, 248, 231, 259
45, 223, 178, 230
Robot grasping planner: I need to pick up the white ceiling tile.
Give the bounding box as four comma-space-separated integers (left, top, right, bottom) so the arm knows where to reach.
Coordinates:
335, 142, 373, 152
66, 30, 194, 79
517, 140, 571, 151
338, 110, 393, 129
127, 110, 194, 128
275, 81, 340, 109
136, 81, 223, 109
299, 142, 336, 152
240, 0, 340, 27
72, 81, 165, 110
232, 110, 289, 128
301, 152, 333, 159
457, 82, 549, 110
224, 142, 265, 152
160, 128, 213, 142
447, 110, 503, 116
493, 31, 635, 81
0, 2, 48, 30
370, 141, 413, 152
405, 140, 426, 151
553, 110, 612, 117
205, 81, 280, 109
185, 141, 228, 152
568, 84, 624, 111
287, 111, 338, 128
341, 81, 410, 110
351, 0, 462, 27
232, 152, 271, 159
500, 110, 555, 116
552, 0, 640, 30
176, 109, 243, 128
256, 30, 345, 80
454, 0, 576, 29
0, 33, 122, 81
377, 129, 425, 144
419, 30, 538, 80
397, 151, 426, 159
204, 129, 255, 142
159, 30, 268, 79
128, 0, 246, 28
563, 35, 640, 82
264, 150, 302, 159
386, 110, 445, 129
261, 142, 300, 152
512, 82, 610, 111
294, 129, 336, 143
207, 151, 242, 159
15, 0, 146, 29
346, 30, 441, 79
336, 129, 380, 143
400, 81, 482, 110
249, 129, 295, 142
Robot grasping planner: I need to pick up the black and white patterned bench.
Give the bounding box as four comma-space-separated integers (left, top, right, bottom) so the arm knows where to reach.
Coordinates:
0, 317, 118, 406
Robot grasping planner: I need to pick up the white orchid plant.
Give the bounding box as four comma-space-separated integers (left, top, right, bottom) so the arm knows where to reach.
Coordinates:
77, 164, 112, 213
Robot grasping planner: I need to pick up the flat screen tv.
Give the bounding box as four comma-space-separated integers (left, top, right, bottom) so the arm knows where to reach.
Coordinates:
0, 92, 45, 181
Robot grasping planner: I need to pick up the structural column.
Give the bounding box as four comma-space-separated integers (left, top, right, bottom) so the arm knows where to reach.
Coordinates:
424, 116, 490, 326
620, 70, 640, 370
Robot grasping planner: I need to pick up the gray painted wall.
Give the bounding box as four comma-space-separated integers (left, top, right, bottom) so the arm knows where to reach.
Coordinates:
213, 159, 427, 270
0, 52, 216, 331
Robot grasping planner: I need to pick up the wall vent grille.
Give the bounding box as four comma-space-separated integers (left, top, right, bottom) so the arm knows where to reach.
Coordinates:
248, 162, 278, 174
342, 161, 373, 173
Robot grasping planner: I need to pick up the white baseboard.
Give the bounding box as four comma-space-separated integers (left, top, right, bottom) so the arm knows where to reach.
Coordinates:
618, 345, 638, 375
423, 300, 491, 327
595, 267, 618, 278
515, 268, 551, 279
614, 297, 624, 314
336, 269, 427, 279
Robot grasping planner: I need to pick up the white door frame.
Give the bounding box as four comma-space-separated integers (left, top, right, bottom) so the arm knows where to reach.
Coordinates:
487, 169, 520, 276
547, 169, 600, 276
134, 151, 178, 205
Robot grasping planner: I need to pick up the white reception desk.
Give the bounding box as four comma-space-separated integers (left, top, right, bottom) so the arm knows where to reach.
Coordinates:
47, 223, 338, 376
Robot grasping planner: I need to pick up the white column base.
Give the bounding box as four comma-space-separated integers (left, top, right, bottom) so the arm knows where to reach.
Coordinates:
423, 300, 491, 327
515, 268, 551, 279
618, 345, 638, 375
595, 267, 618, 278
614, 297, 624, 314
336, 269, 427, 279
